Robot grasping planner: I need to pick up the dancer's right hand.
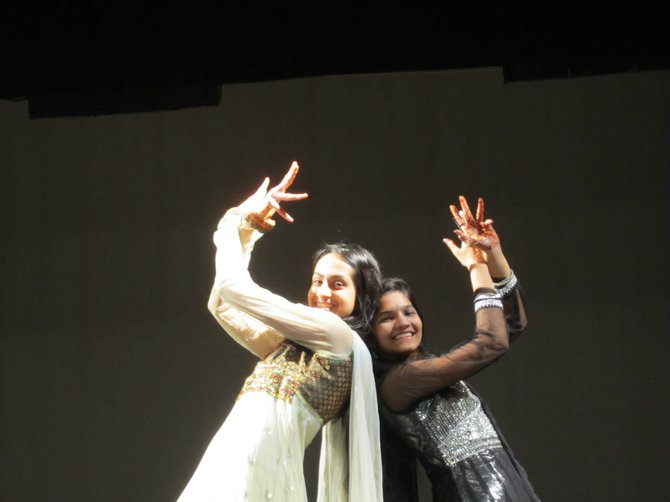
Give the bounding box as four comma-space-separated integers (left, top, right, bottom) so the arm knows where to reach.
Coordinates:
239, 161, 309, 230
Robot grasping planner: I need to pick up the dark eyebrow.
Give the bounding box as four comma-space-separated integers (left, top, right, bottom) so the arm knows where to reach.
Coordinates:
313, 272, 350, 280
376, 303, 414, 316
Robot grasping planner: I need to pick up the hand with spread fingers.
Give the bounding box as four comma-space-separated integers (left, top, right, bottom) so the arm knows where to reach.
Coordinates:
449, 196, 500, 251
239, 161, 309, 231
445, 195, 511, 280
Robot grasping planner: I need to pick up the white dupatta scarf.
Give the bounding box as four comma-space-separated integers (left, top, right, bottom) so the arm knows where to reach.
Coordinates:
317, 332, 383, 502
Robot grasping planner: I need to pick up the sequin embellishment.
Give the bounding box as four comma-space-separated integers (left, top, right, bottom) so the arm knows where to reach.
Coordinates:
414, 382, 502, 466
239, 341, 352, 423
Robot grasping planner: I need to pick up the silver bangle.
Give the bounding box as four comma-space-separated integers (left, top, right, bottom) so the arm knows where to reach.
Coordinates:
474, 291, 503, 312
493, 271, 518, 298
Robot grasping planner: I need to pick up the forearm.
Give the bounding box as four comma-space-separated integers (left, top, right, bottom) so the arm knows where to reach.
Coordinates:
208, 286, 285, 359
208, 208, 284, 357
494, 272, 528, 341
213, 208, 264, 286
487, 245, 512, 280
381, 298, 507, 412
215, 274, 351, 355
212, 208, 352, 356
468, 262, 494, 291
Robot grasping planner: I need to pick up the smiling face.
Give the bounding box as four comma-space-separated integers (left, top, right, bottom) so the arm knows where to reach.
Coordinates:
373, 291, 423, 359
307, 253, 357, 318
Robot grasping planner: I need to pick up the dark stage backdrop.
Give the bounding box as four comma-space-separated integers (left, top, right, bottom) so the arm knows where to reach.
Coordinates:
1, 68, 668, 501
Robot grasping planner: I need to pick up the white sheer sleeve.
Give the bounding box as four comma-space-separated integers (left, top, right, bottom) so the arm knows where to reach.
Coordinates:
210, 208, 352, 356
207, 285, 284, 359
206, 208, 284, 359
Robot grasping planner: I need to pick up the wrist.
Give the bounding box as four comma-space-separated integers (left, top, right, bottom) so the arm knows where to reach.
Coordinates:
493, 270, 518, 298
469, 263, 494, 291
486, 246, 511, 278
243, 212, 275, 233
223, 207, 275, 233
467, 262, 487, 272
474, 290, 503, 312
218, 207, 244, 229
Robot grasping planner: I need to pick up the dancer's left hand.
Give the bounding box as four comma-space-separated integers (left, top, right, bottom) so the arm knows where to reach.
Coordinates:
449, 196, 500, 250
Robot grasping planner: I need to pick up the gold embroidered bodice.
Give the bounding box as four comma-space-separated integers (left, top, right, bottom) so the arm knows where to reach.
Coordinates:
239, 340, 353, 423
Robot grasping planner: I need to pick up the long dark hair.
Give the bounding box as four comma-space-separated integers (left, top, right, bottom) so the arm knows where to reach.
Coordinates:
312, 242, 382, 338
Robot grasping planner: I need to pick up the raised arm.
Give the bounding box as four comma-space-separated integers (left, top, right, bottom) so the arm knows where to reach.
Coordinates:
207, 168, 296, 358
210, 162, 353, 357
208, 286, 284, 359
381, 196, 516, 412
450, 195, 528, 340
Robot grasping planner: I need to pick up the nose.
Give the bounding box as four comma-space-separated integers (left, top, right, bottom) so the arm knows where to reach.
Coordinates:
395, 314, 410, 330
316, 282, 331, 299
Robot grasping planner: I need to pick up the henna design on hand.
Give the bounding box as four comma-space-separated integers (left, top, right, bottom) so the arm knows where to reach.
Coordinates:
449, 196, 500, 250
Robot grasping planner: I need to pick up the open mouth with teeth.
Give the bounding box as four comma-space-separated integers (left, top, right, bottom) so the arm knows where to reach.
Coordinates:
393, 332, 415, 340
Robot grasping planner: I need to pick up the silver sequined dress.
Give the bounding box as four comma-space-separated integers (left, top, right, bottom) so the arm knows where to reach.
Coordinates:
381, 377, 539, 501
377, 276, 539, 501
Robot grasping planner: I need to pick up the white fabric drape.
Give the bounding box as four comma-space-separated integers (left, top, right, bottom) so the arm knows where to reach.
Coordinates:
318, 333, 383, 502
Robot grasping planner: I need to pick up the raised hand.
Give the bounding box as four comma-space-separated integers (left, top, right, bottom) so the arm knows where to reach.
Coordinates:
444, 195, 498, 291
443, 236, 487, 271
449, 196, 500, 250
239, 161, 309, 230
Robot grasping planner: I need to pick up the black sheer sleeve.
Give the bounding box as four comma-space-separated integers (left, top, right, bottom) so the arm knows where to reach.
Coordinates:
493, 272, 527, 342
380, 276, 528, 412
381, 306, 507, 412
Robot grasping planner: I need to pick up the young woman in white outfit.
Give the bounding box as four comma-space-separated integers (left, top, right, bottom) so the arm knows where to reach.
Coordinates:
178, 162, 383, 502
